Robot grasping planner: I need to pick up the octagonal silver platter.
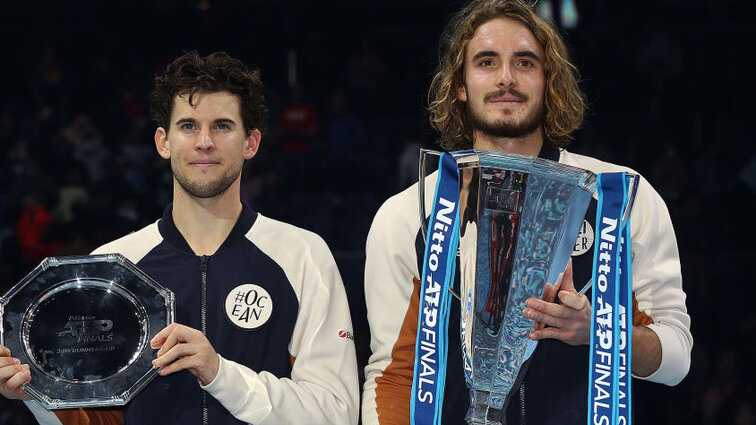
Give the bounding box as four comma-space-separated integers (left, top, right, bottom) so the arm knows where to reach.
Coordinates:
0, 254, 175, 409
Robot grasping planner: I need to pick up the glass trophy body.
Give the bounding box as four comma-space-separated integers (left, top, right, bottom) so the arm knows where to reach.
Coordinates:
0, 254, 175, 409
420, 149, 597, 424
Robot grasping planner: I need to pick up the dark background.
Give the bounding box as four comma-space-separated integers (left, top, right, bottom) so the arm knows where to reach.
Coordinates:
1, 0, 754, 424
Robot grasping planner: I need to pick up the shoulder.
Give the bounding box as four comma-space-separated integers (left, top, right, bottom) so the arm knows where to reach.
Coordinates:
560, 149, 665, 207
560, 149, 673, 243
370, 171, 437, 237
247, 214, 335, 265
246, 214, 345, 301
559, 150, 637, 175
372, 182, 419, 231
90, 221, 162, 263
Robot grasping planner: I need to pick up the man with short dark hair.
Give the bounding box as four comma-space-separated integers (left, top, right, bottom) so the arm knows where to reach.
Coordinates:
361, 1, 691, 424
1, 51, 359, 425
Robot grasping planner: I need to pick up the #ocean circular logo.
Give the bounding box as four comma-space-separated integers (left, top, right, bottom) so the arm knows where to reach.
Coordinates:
224, 284, 273, 330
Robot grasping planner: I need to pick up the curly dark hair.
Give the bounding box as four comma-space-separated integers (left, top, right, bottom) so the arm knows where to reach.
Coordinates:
429, 0, 586, 150
150, 51, 268, 136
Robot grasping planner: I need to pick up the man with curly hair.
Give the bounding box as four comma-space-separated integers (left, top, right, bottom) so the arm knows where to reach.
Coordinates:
362, 1, 691, 424
1, 51, 359, 425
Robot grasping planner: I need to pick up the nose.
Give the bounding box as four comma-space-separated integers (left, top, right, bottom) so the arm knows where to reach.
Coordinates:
498, 65, 515, 89
196, 129, 214, 151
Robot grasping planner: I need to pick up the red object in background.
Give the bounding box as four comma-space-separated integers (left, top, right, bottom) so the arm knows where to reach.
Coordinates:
278, 104, 319, 153
16, 204, 61, 261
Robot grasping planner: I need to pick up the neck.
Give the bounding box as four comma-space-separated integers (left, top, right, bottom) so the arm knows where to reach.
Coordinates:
171, 180, 243, 256
472, 128, 544, 157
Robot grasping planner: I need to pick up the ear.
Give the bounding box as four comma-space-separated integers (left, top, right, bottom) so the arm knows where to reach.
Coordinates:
155, 127, 171, 159
456, 83, 468, 102
244, 129, 262, 160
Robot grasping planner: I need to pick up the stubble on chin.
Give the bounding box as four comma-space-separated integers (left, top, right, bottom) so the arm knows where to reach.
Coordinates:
172, 163, 240, 199
465, 100, 545, 140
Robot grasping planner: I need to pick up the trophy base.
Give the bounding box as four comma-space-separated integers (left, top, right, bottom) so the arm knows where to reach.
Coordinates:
466, 390, 507, 425
466, 403, 505, 425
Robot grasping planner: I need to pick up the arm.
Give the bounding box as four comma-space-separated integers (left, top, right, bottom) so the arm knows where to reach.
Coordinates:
630, 325, 661, 377
362, 189, 424, 425
194, 229, 359, 425
626, 175, 691, 385
255, 240, 358, 425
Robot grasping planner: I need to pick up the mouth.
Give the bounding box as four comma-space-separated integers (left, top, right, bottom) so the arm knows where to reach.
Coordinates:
189, 159, 221, 167
489, 97, 524, 105
485, 89, 528, 105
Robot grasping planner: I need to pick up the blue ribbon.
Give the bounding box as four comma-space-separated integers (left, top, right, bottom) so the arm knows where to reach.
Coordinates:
617, 210, 632, 424
411, 153, 460, 425
588, 172, 633, 425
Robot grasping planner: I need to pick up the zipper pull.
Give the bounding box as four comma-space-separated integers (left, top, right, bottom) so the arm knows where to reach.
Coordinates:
200, 255, 208, 273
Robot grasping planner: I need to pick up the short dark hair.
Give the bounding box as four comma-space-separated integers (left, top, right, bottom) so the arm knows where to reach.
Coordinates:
150, 51, 268, 136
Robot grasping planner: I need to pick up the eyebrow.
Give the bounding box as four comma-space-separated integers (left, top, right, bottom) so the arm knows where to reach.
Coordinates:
214, 118, 236, 127
470, 49, 542, 62
174, 118, 197, 126
471, 50, 499, 62
514, 50, 541, 62
174, 118, 237, 126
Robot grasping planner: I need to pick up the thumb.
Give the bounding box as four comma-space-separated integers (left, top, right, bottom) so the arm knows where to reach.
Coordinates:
559, 290, 588, 310
557, 259, 576, 293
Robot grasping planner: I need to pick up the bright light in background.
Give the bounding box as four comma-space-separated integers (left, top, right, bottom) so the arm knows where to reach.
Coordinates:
560, 0, 579, 29
537, 0, 579, 29
537, 0, 555, 22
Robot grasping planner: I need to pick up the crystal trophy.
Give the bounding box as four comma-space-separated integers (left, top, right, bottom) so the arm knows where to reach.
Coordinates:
420, 149, 604, 424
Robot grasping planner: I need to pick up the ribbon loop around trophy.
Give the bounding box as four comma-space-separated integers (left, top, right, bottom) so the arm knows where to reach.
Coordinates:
415, 149, 637, 425
1, 254, 175, 409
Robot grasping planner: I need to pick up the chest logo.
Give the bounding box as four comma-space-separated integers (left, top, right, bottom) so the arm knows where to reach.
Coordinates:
225, 284, 273, 329
572, 219, 595, 256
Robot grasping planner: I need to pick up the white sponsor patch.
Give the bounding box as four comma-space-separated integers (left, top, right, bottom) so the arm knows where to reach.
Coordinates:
572, 219, 595, 256
225, 284, 273, 329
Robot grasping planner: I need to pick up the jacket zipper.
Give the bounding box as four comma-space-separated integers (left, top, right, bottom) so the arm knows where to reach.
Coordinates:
520, 383, 526, 425
200, 256, 209, 425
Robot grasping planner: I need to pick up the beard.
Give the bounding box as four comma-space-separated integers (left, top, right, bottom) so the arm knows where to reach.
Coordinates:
172, 162, 241, 199
465, 88, 546, 139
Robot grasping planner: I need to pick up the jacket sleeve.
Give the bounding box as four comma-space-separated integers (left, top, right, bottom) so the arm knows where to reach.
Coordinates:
23, 401, 124, 425
361, 187, 425, 425
202, 224, 359, 425
628, 175, 692, 385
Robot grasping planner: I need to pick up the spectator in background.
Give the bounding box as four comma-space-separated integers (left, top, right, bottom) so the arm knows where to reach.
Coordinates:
277, 84, 319, 155
52, 166, 89, 224
57, 115, 110, 185
15, 192, 60, 264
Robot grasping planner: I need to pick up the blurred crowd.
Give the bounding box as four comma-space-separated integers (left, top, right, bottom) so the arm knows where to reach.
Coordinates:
1, 1, 754, 424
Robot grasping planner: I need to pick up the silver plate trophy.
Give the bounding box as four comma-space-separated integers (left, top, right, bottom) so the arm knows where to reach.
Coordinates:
420, 149, 629, 424
0, 254, 175, 409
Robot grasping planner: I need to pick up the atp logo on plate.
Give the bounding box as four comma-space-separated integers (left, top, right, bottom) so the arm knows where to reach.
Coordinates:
225, 284, 273, 329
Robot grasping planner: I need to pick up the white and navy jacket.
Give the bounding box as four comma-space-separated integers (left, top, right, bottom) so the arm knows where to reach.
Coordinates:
27, 202, 359, 425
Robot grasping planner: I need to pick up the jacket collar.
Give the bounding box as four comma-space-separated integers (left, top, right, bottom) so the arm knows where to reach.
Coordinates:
158, 201, 258, 255
538, 143, 561, 162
